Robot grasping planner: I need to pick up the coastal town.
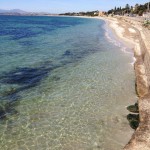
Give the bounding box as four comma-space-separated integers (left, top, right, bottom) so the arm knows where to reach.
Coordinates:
1, 2, 149, 28
60, 2, 150, 28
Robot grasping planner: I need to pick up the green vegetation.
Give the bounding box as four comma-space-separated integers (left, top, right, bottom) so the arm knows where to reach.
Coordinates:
107, 2, 149, 16
143, 19, 150, 28
59, 10, 99, 16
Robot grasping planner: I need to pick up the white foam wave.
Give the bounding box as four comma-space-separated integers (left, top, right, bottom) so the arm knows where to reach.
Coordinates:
104, 28, 135, 67
104, 29, 121, 48
105, 29, 133, 54
130, 57, 136, 66
121, 47, 132, 54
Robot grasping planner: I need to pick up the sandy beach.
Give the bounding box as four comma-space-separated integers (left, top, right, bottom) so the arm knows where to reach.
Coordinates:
101, 16, 150, 150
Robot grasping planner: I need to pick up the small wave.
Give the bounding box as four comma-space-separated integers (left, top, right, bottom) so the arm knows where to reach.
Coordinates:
121, 47, 132, 54
104, 30, 122, 48
104, 25, 135, 67
104, 25, 133, 55
130, 57, 136, 66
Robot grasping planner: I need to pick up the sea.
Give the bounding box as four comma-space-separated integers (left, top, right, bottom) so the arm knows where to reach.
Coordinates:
0, 16, 137, 150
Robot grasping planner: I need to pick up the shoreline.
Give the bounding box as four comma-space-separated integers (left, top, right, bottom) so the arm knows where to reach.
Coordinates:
101, 16, 150, 150
71, 15, 140, 148
73, 15, 139, 148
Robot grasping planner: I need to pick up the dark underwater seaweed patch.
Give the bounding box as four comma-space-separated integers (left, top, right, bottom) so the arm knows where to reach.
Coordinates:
2, 67, 49, 85
0, 64, 54, 119
0, 16, 87, 45
63, 50, 72, 56
0, 59, 62, 120
0, 27, 41, 40
0, 16, 103, 121
11, 30, 41, 40
0, 60, 60, 100
62, 46, 98, 61
0, 99, 19, 120
0, 51, 19, 56
0, 17, 83, 41
19, 40, 34, 46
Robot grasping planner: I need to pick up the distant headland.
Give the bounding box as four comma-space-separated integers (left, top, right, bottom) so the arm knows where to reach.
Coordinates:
0, 9, 58, 16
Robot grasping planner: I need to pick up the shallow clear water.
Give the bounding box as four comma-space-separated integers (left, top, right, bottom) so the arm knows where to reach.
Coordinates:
0, 16, 136, 150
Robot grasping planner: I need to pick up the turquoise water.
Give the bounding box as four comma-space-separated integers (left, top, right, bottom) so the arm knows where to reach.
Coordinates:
0, 16, 136, 150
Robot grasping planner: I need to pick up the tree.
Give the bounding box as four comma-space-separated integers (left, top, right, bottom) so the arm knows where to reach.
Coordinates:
138, 10, 143, 16
126, 4, 130, 9
107, 1, 148, 16
130, 6, 134, 14
135, 4, 139, 8
108, 9, 113, 14
117, 7, 120, 11
125, 4, 130, 14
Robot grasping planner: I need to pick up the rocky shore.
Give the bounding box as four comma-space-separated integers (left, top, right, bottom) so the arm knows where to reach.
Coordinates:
103, 16, 150, 150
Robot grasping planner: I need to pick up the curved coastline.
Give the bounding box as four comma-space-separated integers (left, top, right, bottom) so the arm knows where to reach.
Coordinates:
0, 15, 147, 149
101, 16, 150, 150
0, 16, 136, 150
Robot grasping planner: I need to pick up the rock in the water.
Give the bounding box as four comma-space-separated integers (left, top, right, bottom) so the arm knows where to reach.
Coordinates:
127, 103, 139, 113
63, 50, 72, 56
130, 120, 139, 130
127, 114, 139, 130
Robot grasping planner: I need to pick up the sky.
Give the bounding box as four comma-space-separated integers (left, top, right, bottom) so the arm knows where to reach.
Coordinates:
0, 0, 149, 13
